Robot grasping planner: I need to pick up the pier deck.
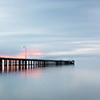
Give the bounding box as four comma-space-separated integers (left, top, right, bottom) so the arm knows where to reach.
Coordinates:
0, 57, 74, 72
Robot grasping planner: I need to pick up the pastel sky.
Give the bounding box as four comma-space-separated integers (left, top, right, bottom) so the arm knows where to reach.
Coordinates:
0, 0, 100, 59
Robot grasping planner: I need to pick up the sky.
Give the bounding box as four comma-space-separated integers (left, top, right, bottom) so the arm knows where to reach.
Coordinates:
0, 0, 100, 60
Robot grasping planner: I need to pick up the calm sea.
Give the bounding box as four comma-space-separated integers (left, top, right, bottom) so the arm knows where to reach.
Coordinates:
0, 57, 100, 100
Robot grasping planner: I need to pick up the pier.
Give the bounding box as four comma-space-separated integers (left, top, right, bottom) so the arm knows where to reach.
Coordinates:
0, 57, 74, 72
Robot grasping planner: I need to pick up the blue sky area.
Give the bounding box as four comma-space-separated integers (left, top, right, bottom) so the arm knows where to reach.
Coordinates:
0, 0, 100, 59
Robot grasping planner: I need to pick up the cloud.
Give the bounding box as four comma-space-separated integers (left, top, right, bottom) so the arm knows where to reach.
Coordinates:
43, 47, 97, 57
0, 0, 100, 59
0, 48, 42, 58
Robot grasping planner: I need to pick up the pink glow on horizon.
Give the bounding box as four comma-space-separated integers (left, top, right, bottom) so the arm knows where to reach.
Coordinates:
0, 55, 13, 58
0, 48, 42, 58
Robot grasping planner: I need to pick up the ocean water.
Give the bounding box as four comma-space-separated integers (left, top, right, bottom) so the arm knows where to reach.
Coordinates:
0, 57, 100, 100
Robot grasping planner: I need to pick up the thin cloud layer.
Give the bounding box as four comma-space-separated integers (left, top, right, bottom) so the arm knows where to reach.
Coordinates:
0, 48, 42, 58
0, 0, 100, 59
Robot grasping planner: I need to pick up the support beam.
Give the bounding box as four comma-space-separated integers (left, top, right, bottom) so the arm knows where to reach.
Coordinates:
56, 61, 59, 65
22, 60, 24, 69
0, 59, 2, 71
4, 60, 7, 71
15, 60, 17, 67
44, 61, 45, 67
9, 60, 11, 71
31, 61, 32, 68
25, 60, 27, 69
19, 60, 21, 70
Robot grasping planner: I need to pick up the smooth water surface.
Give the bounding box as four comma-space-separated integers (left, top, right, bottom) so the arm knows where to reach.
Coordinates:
0, 58, 100, 100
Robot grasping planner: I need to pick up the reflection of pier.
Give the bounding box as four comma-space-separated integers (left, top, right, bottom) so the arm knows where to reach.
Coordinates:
0, 57, 74, 72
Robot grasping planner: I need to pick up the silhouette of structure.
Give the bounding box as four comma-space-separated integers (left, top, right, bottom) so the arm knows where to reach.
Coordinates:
0, 57, 74, 72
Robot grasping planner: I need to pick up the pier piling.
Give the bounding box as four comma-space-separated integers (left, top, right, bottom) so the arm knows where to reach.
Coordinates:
0, 57, 75, 72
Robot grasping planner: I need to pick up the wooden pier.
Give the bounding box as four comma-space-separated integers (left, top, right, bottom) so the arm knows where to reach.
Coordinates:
0, 57, 74, 72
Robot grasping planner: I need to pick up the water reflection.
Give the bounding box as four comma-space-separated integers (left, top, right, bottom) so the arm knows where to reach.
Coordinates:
20, 68, 41, 78
0, 58, 100, 100
0, 61, 74, 74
